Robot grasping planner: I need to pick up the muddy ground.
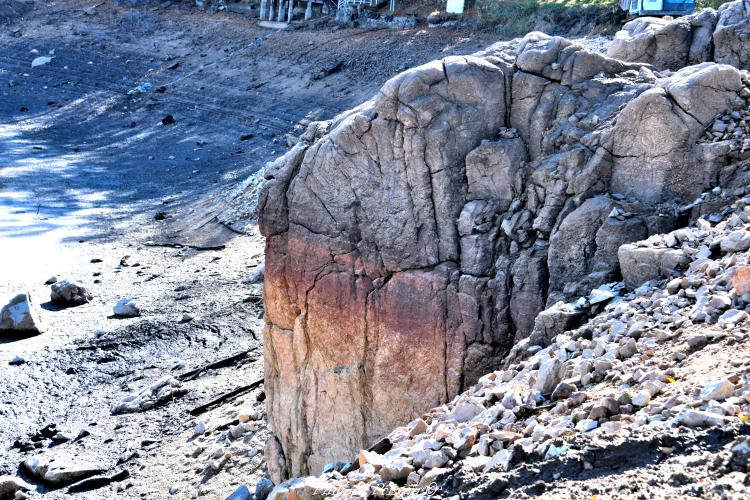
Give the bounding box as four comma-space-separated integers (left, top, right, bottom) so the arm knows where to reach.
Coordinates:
0, 1, 504, 498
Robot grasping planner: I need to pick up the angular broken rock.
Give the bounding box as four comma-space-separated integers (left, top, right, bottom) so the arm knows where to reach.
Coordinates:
718, 309, 748, 326
448, 401, 484, 423
22, 455, 105, 487
0, 293, 46, 334
378, 459, 414, 481
720, 230, 750, 252
412, 449, 448, 469
50, 279, 92, 307
535, 357, 565, 395
700, 379, 735, 401
243, 263, 265, 285
551, 381, 576, 401
731, 266, 750, 294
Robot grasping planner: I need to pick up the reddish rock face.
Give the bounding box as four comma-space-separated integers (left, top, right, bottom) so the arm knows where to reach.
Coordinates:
259, 33, 744, 479
732, 266, 750, 294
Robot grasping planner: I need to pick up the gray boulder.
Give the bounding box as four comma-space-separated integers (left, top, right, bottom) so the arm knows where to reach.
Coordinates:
0, 293, 46, 334
608, 16, 694, 69
607, 3, 750, 71
618, 244, 691, 287
609, 63, 742, 203
715, 0, 750, 69
50, 279, 92, 307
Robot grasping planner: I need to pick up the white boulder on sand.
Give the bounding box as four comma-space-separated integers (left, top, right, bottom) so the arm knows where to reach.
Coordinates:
0, 293, 47, 334
113, 298, 140, 317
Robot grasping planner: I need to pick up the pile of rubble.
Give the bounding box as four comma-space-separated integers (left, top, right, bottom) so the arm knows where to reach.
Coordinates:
268, 196, 750, 498
699, 99, 750, 157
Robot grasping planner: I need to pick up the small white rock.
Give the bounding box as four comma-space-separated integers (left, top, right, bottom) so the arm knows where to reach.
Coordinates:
113, 298, 140, 317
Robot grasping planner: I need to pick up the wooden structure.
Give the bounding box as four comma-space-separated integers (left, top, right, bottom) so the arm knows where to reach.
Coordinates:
259, 0, 329, 21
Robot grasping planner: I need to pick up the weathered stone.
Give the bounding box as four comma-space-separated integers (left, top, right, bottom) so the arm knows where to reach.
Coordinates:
527, 302, 586, 350
448, 401, 484, 423
226, 484, 253, 500
731, 266, 750, 294
22, 455, 105, 487
721, 230, 750, 252
483, 449, 513, 472
0, 293, 46, 335
465, 137, 527, 204
632, 390, 652, 407
378, 459, 414, 481
618, 245, 691, 287
714, 0, 750, 69
265, 436, 288, 485
675, 409, 729, 427
606, 5, 750, 72
551, 382, 576, 401
418, 467, 449, 488
110, 376, 184, 415
50, 279, 92, 307
610, 64, 742, 204
719, 308, 748, 325
268, 476, 337, 500
608, 16, 694, 69
412, 449, 448, 469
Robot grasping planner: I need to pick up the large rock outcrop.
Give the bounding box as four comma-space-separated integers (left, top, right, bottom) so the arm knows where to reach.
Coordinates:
608, 1, 750, 70
258, 32, 746, 479
715, 0, 750, 69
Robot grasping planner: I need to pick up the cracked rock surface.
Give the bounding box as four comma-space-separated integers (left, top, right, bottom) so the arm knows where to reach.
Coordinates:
268, 192, 750, 500
259, 28, 750, 479
608, 0, 750, 71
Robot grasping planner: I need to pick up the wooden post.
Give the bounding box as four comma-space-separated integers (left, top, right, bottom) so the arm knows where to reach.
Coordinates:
305, 0, 312, 20
277, 0, 285, 21
260, 0, 267, 20
287, 0, 294, 22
